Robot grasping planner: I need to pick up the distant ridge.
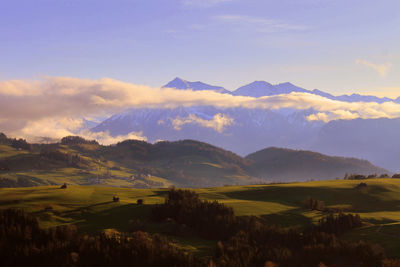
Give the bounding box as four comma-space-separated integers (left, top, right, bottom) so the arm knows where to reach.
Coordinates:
163, 77, 397, 103
232, 79, 396, 103
246, 147, 389, 181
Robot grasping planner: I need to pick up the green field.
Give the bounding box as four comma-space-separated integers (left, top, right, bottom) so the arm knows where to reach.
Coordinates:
1, 178, 400, 257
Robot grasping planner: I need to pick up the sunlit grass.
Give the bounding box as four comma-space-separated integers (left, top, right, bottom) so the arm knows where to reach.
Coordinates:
2, 178, 400, 257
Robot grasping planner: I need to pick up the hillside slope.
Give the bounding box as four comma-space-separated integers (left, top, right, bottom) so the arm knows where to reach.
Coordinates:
0, 135, 256, 188
246, 147, 389, 181
0, 133, 389, 188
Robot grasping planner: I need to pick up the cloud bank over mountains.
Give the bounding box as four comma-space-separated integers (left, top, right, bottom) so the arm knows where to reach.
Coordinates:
171, 113, 234, 133
1, 76, 400, 143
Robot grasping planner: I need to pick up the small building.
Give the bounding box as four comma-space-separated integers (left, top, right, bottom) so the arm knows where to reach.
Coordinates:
113, 195, 120, 202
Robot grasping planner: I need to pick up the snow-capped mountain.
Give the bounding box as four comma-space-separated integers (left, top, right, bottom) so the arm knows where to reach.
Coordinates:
91, 78, 400, 172
163, 77, 230, 94
233, 80, 397, 103
163, 77, 397, 103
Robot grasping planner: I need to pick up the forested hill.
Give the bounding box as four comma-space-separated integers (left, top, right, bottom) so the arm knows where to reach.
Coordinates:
0, 133, 390, 188
0, 135, 255, 188
246, 147, 389, 181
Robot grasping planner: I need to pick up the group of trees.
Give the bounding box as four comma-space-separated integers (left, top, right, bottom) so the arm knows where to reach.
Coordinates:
152, 189, 238, 240
61, 136, 99, 146
0, 209, 202, 267
152, 189, 385, 266
344, 173, 394, 180
0, 132, 31, 151
0, 133, 10, 145
303, 196, 325, 211
2, 189, 399, 266
0, 133, 31, 150
311, 213, 363, 235
40, 149, 86, 167
11, 138, 32, 151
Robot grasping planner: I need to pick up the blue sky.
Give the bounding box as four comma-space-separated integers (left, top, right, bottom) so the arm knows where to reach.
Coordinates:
1, 0, 399, 96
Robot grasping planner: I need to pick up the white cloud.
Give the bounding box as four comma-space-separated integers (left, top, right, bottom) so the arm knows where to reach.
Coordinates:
356, 59, 392, 77
82, 131, 147, 145
215, 14, 308, 32
307, 110, 359, 123
172, 113, 234, 133
13, 117, 146, 145
2, 76, 400, 141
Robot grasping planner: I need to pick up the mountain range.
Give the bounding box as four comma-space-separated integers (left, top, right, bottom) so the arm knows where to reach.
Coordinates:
164, 77, 400, 103
91, 78, 400, 172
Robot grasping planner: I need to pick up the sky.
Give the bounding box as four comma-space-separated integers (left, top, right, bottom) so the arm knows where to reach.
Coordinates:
1, 0, 399, 96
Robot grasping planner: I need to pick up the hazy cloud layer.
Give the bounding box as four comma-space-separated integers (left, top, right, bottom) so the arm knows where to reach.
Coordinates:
172, 113, 234, 133
15, 117, 146, 145
1, 77, 400, 142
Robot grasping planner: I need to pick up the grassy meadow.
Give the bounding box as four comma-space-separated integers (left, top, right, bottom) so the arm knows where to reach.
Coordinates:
1, 178, 400, 257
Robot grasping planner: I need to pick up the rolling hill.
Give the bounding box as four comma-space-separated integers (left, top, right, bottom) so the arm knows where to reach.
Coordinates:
0, 133, 389, 188
246, 147, 389, 181
1, 179, 400, 258
0, 134, 256, 188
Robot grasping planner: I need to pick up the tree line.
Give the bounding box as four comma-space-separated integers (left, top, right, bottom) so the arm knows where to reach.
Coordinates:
152, 189, 388, 266
2, 188, 400, 266
0, 209, 202, 267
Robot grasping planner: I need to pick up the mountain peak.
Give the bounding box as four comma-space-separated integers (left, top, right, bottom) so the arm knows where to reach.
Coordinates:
162, 78, 230, 94
163, 77, 190, 89
250, 80, 273, 86
276, 82, 294, 86
233, 81, 310, 97
232, 81, 276, 97
171, 77, 186, 82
